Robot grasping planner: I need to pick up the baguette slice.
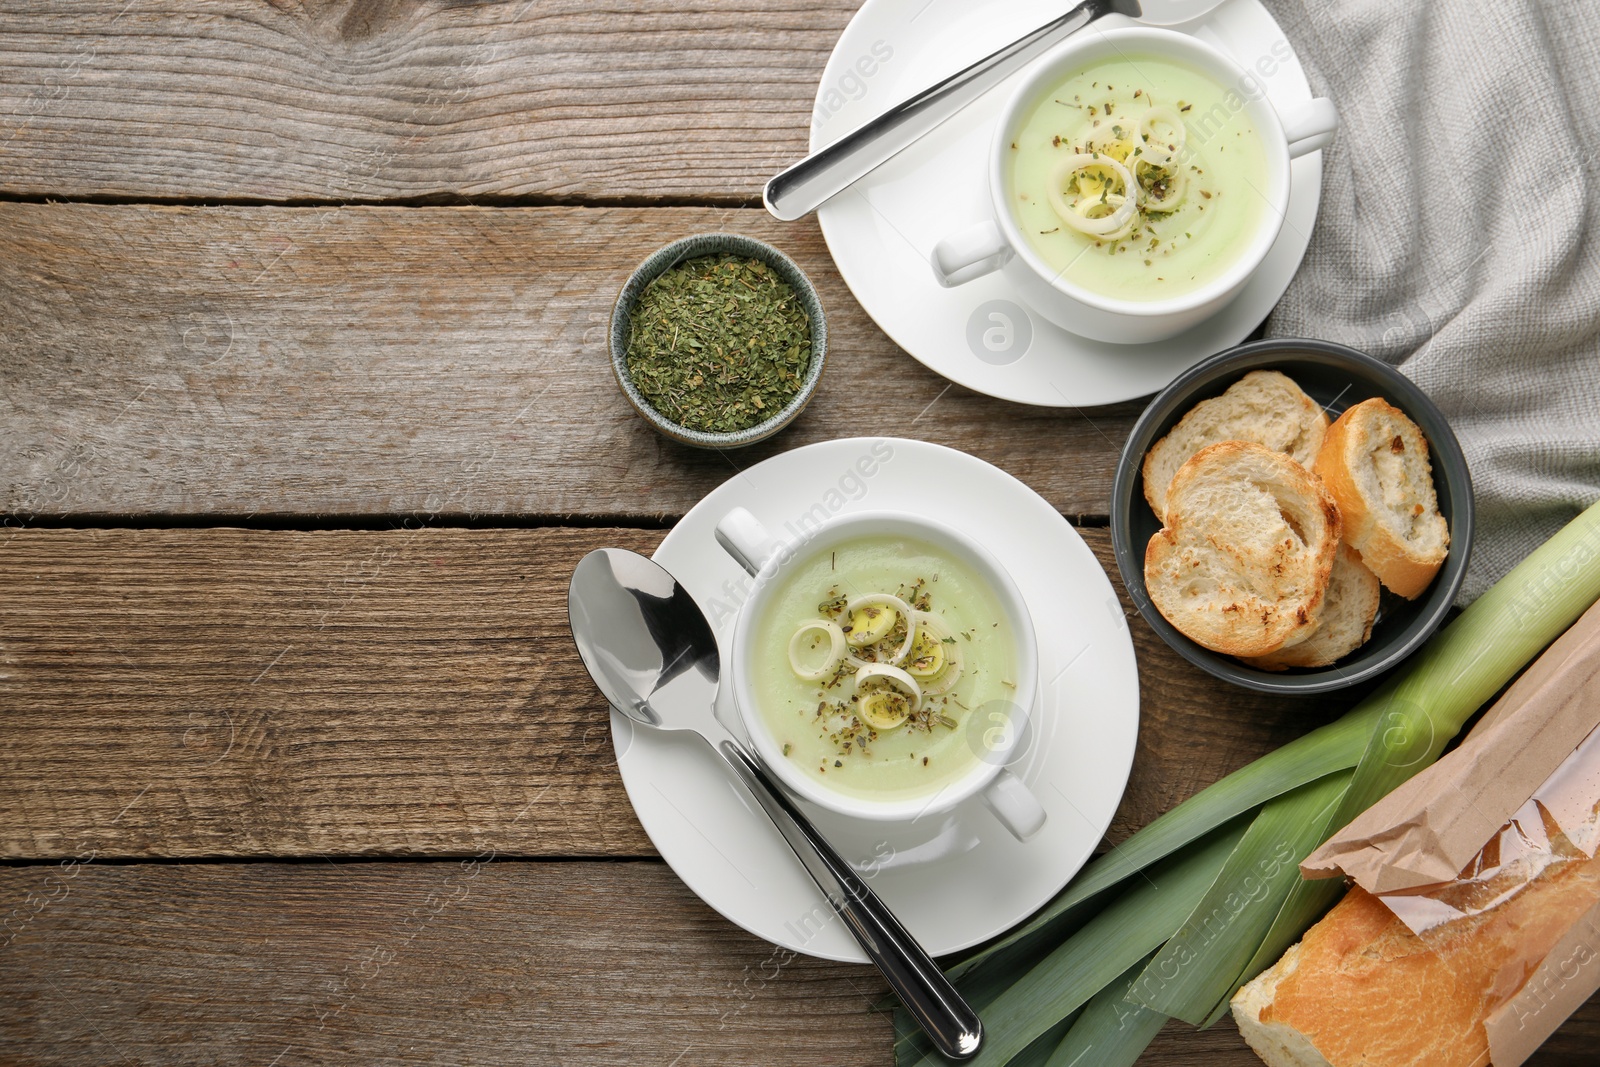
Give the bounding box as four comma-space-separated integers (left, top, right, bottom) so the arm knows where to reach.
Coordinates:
1242, 545, 1381, 670
1143, 370, 1329, 521
1313, 398, 1449, 599
1144, 441, 1341, 657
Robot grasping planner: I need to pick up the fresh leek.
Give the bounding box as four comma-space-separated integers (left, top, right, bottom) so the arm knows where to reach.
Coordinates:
895, 498, 1600, 1066
1128, 771, 1350, 1024
1044, 952, 1166, 1067
911, 822, 1249, 1067
942, 705, 1382, 991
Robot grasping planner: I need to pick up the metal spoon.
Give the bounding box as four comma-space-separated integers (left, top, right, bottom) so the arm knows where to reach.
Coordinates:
762, 0, 1222, 221
568, 548, 983, 1060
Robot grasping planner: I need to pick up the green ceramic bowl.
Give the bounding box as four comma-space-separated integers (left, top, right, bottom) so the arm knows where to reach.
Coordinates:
610, 233, 827, 449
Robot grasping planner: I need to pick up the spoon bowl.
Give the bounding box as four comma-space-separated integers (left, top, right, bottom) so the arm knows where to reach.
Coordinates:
568, 547, 720, 731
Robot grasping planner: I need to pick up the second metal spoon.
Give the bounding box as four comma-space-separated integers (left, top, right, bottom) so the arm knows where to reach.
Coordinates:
762, 0, 1222, 221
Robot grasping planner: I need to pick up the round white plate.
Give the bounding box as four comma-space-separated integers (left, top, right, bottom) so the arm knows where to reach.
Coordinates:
612, 438, 1140, 961
811, 0, 1322, 407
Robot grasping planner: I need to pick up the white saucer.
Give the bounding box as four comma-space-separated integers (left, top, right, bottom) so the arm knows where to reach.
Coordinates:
612, 439, 1140, 962
811, 0, 1323, 407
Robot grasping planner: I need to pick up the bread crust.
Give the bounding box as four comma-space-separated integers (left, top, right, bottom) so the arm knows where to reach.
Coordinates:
1233, 849, 1600, 1067
1144, 441, 1341, 657
1230, 944, 1333, 1067
1313, 399, 1449, 600
1142, 370, 1330, 522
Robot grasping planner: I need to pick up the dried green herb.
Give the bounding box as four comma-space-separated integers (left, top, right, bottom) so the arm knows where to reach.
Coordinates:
625, 254, 812, 434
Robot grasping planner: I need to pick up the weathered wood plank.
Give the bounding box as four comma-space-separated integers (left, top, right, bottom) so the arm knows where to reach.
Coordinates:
0, 0, 853, 202
0, 526, 665, 860
1, 860, 1594, 1064
0, 202, 1138, 521
0, 860, 892, 1066
1, 526, 1348, 861
0, 0, 851, 202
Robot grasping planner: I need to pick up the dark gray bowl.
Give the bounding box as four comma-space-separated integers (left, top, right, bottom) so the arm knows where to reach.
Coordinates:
610, 233, 827, 449
1110, 338, 1473, 695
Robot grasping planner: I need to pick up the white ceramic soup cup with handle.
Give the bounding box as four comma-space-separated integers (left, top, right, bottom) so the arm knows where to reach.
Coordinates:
715, 506, 1048, 841
930, 26, 1339, 344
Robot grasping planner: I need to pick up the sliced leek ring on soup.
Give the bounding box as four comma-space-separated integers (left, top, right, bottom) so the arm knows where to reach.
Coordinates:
903, 623, 946, 679
853, 662, 923, 732
1138, 105, 1187, 156
909, 611, 965, 696
844, 593, 915, 664
1048, 154, 1138, 240
1135, 157, 1187, 213
1078, 122, 1140, 164
858, 690, 911, 731
787, 619, 846, 682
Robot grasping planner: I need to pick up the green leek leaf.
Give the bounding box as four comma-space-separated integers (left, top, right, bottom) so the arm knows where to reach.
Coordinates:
914, 821, 1248, 1067
1045, 951, 1167, 1067
1127, 771, 1350, 1023
946, 707, 1378, 987
1001, 1011, 1083, 1067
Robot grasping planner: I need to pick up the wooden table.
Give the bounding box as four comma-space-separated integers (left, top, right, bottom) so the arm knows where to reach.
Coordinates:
1, 3, 1594, 1064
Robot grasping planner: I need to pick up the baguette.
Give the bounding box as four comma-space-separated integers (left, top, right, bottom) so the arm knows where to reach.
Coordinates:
1313, 398, 1449, 599
1143, 370, 1329, 521
1242, 545, 1380, 670
1232, 849, 1600, 1067
1144, 441, 1341, 657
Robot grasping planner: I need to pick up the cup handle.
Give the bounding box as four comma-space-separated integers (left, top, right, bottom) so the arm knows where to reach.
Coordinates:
981, 768, 1047, 841
931, 219, 1011, 288
715, 506, 780, 577
1279, 98, 1339, 159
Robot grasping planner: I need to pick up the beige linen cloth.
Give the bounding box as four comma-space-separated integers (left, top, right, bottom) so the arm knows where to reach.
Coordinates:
1262, 0, 1600, 602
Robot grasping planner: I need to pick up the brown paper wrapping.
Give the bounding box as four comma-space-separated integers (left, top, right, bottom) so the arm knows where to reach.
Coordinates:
1296, 597, 1600, 1067
1302, 598, 1600, 892
1483, 898, 1600, 1065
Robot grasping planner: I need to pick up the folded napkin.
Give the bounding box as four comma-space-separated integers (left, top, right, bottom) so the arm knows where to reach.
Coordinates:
1263, 0, 1600, 603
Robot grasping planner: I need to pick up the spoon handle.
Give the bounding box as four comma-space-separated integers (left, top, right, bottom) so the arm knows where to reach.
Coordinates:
713, 738, 983, 1061
761, 0, 1121, 221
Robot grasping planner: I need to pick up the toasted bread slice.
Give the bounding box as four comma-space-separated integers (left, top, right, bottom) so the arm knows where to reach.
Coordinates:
1243, 544, 1381, 670
1145, 441, 1342, 657
1143, 370, 1329, 522
1313, 398, 1449, 599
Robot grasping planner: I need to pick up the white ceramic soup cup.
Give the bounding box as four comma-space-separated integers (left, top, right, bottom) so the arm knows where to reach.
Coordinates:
931, 26, 1339, 344
715, 506, 1047, 840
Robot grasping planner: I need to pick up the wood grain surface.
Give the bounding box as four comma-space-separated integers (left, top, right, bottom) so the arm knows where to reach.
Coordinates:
5, 2, 1596, 1062
2, 859, 1597, 1065
0, 201, 1138, 522
0, 0, 857, 202
0, 521, 1388, 1067
0, 525, 1349, 862
0, 860, 892, 1066
0, 857, 1383, 1067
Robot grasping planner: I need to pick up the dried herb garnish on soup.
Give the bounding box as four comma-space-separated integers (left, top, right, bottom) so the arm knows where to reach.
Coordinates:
625, 254, 812, 434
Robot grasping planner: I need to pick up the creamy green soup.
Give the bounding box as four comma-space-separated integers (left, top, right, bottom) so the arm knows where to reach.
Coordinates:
1007, 54, 1269, 301
749, 534, 1017, 802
